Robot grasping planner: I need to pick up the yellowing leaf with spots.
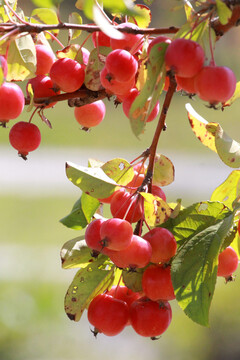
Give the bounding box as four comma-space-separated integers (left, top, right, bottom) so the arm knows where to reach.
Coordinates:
207, 123, 240, 168
186, 103, 217, 153
129, 4, 152, 28
153, 153, 175, 186
211, 170, 240, 210
140, 192, 172, 227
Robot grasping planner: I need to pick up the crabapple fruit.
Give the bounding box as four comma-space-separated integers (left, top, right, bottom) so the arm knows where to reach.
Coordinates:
142, 265, 175, 301
110, 189, 143, 223
35, 44, 55, 75
143, 227, 176, 263
74, 100, 106, 128
217, 246, 239, 278
0, 82, 25, 123
105, 49, 138, 82
27, 75, 60, 108
100, 218, 133, 251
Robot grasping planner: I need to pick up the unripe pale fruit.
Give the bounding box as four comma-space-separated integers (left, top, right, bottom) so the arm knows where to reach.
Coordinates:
50, 57, 85, 93
105, 49, 138, 82
194, 65, 236, 104
0, 82, 25, 123
165, 38, 205, 78
9, 121, 41, 158
74, 100, 106, 128
35, 44, 55, 75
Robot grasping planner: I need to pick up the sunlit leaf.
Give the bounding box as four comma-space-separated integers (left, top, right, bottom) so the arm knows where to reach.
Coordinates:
122, 267, 145, 292
56, 44, 80, 60
152, 153, 175, 186
61, 237, 94, 269
7, 35, 36, 81
207, 123, 240, 168
186, 103, 217, 153
128, 4, 151, 28
60, 193, 100, 229
26, 83, 34, 112
85, 47, 111, 91
31, 0, 63, 8
64, 256, 115, 321
129, 42, 167, 137
175, 20, 208, 42
31, 8, 59, 38
141, 192, 172, 227
184, 1, 194, 21
69, 12, 82, 41
66, 161, 118, 199
101, 158, 134, 185
211, 171, 240, 210
216, 0, 232, 25
92, 3, 124, 40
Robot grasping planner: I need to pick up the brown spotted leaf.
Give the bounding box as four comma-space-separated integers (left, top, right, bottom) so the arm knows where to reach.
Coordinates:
152, 153, 175, 186
186, 103, 217, 153
140, 192, 172, 227
85, 47, 111, 91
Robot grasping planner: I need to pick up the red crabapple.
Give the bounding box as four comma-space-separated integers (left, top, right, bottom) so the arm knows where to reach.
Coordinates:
107, 234, 152, 269
147, 36, 171, 55
110, 189, 143, 223
50, 57, 85, 93
142, 265, 175, 301
165, 38, 205, 78
35, 44, 55, 75
0, 55, 8, 77
100, 66, 135, 96
74, 100, 106, 128
100, 218, 133, 251
130, 297, 172, 337
194, 65, 236, 104
143, 227, 176, 263
151, 185, 167, 202
27, 75, 60, 108
9, 121, 41, 159
0, 82, 25, 124
217, 246, 239, 278
85, 218, 105, 252
110, 22, 143, 54
87, 293, 129, 336
79, 47, 90, 69
105, 49, 138, 82
122, 88, 160, 122
176, 75, 196, 94
92, 31, 111, 47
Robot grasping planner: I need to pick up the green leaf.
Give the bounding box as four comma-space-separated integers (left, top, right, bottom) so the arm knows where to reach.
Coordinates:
224, 81, 240, 107
61, 237, 96, 269
230, 228, 240, 259
7, 35, 36, 81
101, 158, 134, 185
175, 20, 208, 42
122, 268, 145, 292
66, 161, 118, 199
141, 192, 172, 227
31, 0, 63, 8
152, 153, 175, 186
184, 1, 194, 21
85, 47, 111, 91
31, 8, 59, 38
186, 103, 217, 153
129, 42, 167, 137
216, 0, 232, 25
64, 256, 115, 321
171, 210, 234, 326
69, 12, 82, 41
207, 123, 240, 168
211, 170, 240, 210
143, 0, 154, 6
60, 193, 100, 229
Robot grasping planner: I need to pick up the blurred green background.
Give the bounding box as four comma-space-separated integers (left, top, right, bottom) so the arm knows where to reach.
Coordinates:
1, 1, 240, 359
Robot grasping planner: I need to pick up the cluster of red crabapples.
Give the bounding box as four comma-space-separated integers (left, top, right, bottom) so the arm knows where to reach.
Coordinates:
83, 160, 239, 338
0, 21, 237, 159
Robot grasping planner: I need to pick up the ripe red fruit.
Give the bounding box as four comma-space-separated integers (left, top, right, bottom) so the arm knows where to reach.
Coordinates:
87, 293, 129, 336
130, 297, 172, 337
100, 66, 135, 96
85, 218, 105, 252
74, 100, 106, 128
35, 44, 55, 75
151, 185, 167, 202
142, 265, 175, 301
122, 88, 160, 123
217, 246, 239, 278
194, 65, 236, 104
0, 82, 25, 123
105, 49, 138, 82
147, 35, 171, 55
107, 285, 141, 308
127, 171, 145, 189
9, 121, 41, 159
50, 57, 85, 93
110, 22, 143, 54
100, 218, 133, 251
92, 31, 111, 47
110, 189, 143, 223
165, 38, 205, 78
79, 47, 90, 69
27, 75, 60, 108
107, 234, 152, 269
143, 227, 177, 263
175, 75, 196, 94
